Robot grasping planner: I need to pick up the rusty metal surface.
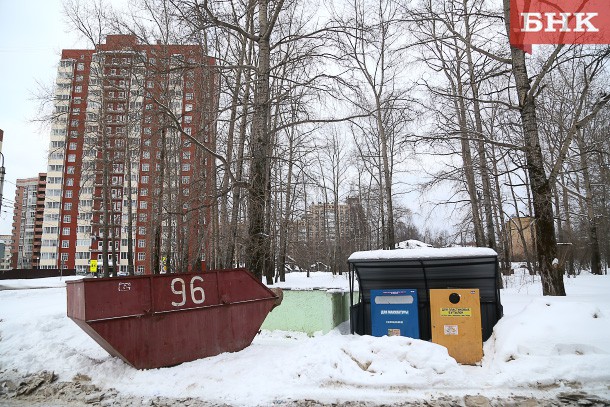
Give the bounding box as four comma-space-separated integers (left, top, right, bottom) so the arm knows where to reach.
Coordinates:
66, 269, 279, 369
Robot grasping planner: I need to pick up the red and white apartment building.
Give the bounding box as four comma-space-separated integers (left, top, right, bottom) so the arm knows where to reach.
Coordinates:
10, 174, 47, 269
39, 35, 217, 275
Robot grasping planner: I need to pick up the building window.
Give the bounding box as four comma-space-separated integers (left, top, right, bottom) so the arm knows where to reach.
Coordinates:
184, 115, 192, 124
77, 63, 84, 71
181, 176, 190, 184
141, 163, 150, 172
185, 93, 193, 100
138, 226, 146, 235
138, 239, 146, 248
141, 175, 149, 184
64, 203, 72, 211
183, 151, 191, 159
137, 252, 145, 261
137, 266, 145, 274
185, 104, 193, 112
181, 163, 191, 172
68, 154, 76, 163
66, 178, 74, 186
63, 215, 71, 223
140, 188, 148, 196
139, 201, 147, 209
75, 86, 82, 93
67, 166, 75, 174
61, 241, 70, 248
65, 190, 73, 198
62, 227, 71, 236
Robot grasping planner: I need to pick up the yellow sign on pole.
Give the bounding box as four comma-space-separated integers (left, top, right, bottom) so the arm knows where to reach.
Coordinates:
90, 259, 98, 273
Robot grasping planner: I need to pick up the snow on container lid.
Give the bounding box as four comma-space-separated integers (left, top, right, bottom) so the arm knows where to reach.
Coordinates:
348, 246, 497, 261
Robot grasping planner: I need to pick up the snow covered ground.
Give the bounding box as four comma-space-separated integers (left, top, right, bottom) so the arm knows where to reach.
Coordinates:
1, 270, 609, 406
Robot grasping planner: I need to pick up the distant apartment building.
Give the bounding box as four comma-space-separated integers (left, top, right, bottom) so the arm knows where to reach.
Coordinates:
0, 234, 12, 270
10, 174, 47, 269
39, 35, 217, 275
298, 198, 367, 244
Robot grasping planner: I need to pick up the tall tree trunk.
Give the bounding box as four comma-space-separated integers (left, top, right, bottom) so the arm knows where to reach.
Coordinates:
559, 173, 575, 275
491, 144, 509, 277
153, 127, 167, 275
576, 130, 602, 275
220, 27, 251, 268
276, 126, 295, 283
442, 36, 485, 246
503, 0, 565, 295
463, 0, 495, 250
374, 99, 395, 250
247, 0, 273, 282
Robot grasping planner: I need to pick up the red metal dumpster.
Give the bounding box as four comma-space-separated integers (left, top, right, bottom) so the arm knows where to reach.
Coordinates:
66, 268, 280, 369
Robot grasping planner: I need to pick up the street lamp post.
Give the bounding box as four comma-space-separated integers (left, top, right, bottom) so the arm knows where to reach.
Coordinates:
0, 151, 5, 215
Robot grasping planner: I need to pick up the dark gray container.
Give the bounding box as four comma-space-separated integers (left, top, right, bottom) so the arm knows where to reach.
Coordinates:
348, 247, 502, 341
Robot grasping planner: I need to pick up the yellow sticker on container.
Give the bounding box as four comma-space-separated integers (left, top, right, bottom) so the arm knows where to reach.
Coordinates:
440, 307, 472, 317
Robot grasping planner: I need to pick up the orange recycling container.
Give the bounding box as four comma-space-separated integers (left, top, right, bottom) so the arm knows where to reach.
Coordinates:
66, 268, 280, 369
429, 288, 483, 365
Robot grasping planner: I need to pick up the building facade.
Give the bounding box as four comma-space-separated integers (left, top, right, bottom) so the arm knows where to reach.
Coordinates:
10, 174, 47, 269
507, 216, 536, 262
299, 198, 367, 244
39, 35, 217, 275
0, 234, 12, 270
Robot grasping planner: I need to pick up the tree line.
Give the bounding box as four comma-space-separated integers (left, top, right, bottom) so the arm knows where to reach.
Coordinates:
57, 0, 609, 295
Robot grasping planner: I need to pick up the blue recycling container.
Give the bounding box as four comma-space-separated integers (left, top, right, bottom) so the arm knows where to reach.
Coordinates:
370, 289, 419, 338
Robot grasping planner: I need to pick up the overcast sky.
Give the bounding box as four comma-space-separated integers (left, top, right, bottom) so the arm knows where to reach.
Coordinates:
0, 1, 89, 234
0, 0, 451, 240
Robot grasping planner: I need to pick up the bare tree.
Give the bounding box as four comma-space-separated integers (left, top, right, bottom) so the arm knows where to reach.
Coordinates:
330, 0, 414, 250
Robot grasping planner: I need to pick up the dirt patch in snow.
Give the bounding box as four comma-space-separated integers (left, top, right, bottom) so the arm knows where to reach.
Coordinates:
1, 371, 608, 407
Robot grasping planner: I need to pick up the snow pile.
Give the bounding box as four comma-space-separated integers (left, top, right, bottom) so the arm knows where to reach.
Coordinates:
396, 239, 433, 249
482, 291, 610, 388
1, 272, 610, 406
267, 271, 352, 291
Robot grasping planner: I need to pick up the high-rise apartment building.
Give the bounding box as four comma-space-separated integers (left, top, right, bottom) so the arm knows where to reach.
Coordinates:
299, 198, 367, 244
39, 35, 217, 275
10, 174, 47, 269
0, 234, 12, 270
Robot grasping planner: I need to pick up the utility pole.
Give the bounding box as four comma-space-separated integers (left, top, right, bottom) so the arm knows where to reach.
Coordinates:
0, 129, 5, 215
